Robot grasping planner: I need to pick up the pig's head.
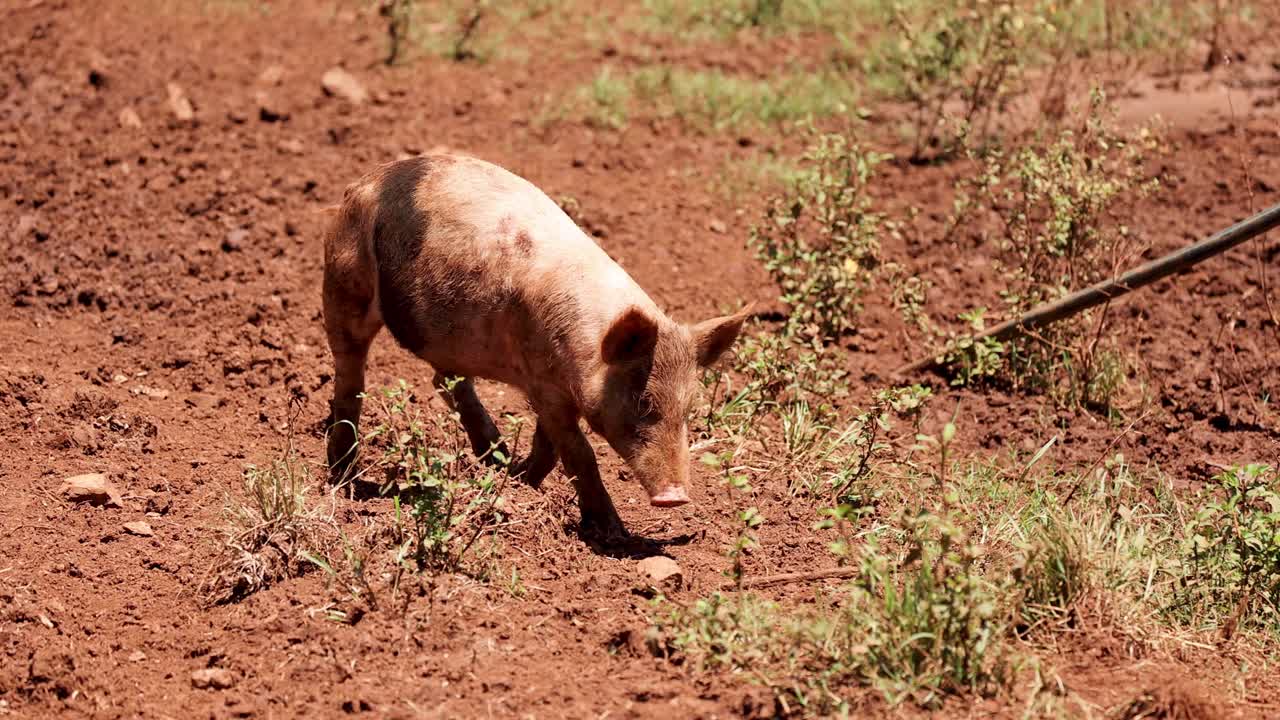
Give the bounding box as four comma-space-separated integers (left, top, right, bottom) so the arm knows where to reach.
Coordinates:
583, 304, 752, 507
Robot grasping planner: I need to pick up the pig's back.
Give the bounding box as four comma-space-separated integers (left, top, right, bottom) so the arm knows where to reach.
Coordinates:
427, 154, 649, 312
364, 154, 657, 378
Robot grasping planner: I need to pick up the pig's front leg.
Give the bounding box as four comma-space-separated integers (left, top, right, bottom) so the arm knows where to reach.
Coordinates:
510, 422, 557, 489
537, 407, 626, 539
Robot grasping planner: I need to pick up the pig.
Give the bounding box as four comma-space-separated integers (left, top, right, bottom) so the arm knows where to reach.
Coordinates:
322, 153, 751, 538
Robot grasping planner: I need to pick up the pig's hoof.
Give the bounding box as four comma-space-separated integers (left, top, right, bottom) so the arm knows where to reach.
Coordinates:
510, 459, 550, 489
580, 512, 628, 543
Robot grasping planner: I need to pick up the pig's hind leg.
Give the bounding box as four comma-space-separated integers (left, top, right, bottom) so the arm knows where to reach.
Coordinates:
432, 374, 512, 468
323, 260, 383, 482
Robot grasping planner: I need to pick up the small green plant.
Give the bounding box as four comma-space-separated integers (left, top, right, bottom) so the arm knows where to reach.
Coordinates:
1175, 465, 1280, 635
849, 509, 1009, 705
940, 90, 1160, 411
698, 328, 847, 441
581, 67, 631, 129
639, 0, 865, 38
729, 507, 764, 590
863, 0, 1048, 161
406, 0, 566, 64
749, 132, 894, 342
938, 308, 1008, 387
366, 380, 512, 577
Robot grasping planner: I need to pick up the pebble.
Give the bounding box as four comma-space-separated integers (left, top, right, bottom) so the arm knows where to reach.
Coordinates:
123, 521, 154, 537
191, 668, 236, 690
321, 67, 368, 104
637, 556, 683, 589
166, 83, 194, 121
60, 473, 123, 508
118, 107, 142, 129
222, 229, 248, 252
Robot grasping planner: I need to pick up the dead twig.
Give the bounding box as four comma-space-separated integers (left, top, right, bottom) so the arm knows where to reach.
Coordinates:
1, 524, 58, 541
726, 566, 859, 590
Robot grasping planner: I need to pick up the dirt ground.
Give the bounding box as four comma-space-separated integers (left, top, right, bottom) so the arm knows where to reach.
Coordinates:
3, 1, 1280, 718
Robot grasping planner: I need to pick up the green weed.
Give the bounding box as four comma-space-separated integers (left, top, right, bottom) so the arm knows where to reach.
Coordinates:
364, 380, 513, 577
1175, 465, 1280, 636
861, 0, 1050, 161
939, 90, 1160, 411
638, 0, 872, 38
749, 132, 894, 342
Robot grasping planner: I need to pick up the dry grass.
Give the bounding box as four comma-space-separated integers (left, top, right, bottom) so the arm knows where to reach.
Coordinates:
201, 453, 338, 605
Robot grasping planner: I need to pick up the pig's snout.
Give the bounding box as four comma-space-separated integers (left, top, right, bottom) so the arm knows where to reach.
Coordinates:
649, 486, 690, 507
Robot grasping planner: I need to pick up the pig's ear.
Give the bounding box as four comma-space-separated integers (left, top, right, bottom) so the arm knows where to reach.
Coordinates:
601, 307, 660, 364
691, 304, 753, 368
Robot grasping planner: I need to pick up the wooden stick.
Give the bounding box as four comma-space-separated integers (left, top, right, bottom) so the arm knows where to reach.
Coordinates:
725, 566, 859, 590
895, 202, 1280, 377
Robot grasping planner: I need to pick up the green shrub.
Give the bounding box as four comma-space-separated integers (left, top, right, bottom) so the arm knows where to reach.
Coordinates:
749, 133, 893, 342
1175, 465, 1280, 635
863, 0, 1049, 161
365, 380, 512, 576
649, 508, 1008, 710
939, 90, 1160, 411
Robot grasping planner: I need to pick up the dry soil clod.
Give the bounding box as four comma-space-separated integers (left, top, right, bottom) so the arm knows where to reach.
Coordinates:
637, 556, 683, 590
117, 106, 142, 129
257, 64, 284, 86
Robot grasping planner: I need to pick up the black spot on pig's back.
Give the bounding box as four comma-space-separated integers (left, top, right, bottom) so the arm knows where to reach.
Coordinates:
372, 157, 433, 353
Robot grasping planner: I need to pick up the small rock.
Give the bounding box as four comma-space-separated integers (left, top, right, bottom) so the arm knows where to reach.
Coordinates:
258, 64, 284, 86
144, 492, 173, 515
255, 90, 289, 122
118, 107, 142, 129
278, 138, 304, 155
60, 473, 123, 508
707, 219, 727, 234
191, 668, 235, 690
69, 425, 100, 451
128, 650, 147, 662
87, 49, 110, 88
123, 521, 154, 537
321, 67, 368, 105
131, 385, 170, 400
637, 556, 683, 589
222, 229, 248, 252
13, 214, 47, 242
167, 82, 195, 121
